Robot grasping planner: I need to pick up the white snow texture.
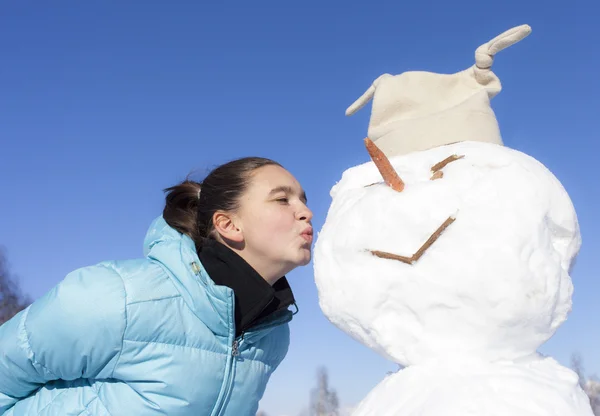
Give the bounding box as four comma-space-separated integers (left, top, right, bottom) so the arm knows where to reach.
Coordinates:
351, 357, 592, 415
313, 141, 591, 415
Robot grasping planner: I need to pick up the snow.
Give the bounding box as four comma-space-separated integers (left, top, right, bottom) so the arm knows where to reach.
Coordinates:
313, 141, 591, 415
352, 357, 592, 415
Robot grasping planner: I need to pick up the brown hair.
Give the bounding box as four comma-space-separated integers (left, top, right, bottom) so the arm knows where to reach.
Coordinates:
163, 157, 281, 249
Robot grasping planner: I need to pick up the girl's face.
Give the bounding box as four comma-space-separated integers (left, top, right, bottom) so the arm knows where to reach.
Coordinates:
234, 164, 313, 283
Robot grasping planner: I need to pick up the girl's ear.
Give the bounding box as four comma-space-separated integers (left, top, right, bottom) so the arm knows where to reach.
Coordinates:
212, 211, 244, 243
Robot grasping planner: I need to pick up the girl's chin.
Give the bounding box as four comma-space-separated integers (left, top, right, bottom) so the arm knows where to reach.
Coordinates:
297, 249, 312, 266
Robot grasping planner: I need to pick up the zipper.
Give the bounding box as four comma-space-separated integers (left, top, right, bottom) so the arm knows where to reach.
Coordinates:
216, 314, 290, 415
192, 262, 239, 416
209, 296, 294, 415
232, 332, 245, 357
212, 333, 244, 416
213, 312, 290, 415
211, 285, 246, 416
237, 309, 294, 345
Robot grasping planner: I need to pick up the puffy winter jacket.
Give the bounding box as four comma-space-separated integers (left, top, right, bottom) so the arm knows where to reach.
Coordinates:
0, 216, 293, 415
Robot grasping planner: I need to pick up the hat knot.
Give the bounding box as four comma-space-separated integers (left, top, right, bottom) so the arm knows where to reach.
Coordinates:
475, 24, 532, 70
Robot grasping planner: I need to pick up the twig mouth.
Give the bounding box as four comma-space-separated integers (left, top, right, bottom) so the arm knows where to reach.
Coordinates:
369, 216, 456, 264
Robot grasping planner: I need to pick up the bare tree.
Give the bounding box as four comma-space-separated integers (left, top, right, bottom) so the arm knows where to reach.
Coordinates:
309, 366, 339, 416
386, 363, 404, 376
0, 247, 30, 325
571, 353, 600, 415
571, 353, 586, 389
587, 377, 600, 416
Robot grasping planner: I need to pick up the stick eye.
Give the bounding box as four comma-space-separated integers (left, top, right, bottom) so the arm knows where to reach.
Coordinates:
430, 155, 464, 180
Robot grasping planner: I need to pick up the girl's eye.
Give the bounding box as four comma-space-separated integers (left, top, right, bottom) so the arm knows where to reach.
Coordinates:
277, 197, 289, 203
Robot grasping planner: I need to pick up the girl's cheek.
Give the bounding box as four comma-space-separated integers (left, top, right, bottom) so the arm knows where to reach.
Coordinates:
270, 213, 290, 232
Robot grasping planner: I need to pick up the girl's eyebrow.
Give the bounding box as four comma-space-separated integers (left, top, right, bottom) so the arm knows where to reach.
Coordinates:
268, 186, 308, 203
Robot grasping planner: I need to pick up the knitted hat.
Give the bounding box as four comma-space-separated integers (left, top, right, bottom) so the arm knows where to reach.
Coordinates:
346, 25, 532, 157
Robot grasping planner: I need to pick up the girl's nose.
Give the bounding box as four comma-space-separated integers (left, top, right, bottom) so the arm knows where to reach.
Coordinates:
297, 203, 313, 222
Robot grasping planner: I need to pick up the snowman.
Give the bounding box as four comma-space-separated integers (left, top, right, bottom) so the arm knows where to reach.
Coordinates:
313, 25, 594, 415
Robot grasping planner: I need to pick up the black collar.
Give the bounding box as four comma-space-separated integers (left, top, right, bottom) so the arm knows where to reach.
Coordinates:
197, 238, 295, 336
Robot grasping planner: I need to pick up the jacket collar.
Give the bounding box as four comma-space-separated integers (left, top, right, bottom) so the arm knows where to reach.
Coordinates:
143, 216, 295, 339
198, 238, 295, 336
144, 216, 233, 338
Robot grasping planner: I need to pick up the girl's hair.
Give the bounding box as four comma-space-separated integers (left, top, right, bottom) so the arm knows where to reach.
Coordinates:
163, 157, 281, 249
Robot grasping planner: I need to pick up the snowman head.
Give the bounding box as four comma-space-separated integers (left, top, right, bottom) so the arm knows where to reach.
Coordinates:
313, 140, 580, 366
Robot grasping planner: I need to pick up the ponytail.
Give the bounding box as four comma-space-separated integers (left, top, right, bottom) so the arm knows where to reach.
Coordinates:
163, 180, 203, 245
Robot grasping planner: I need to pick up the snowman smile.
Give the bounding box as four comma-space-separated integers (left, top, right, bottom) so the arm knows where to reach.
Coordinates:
369, 215, 456, 265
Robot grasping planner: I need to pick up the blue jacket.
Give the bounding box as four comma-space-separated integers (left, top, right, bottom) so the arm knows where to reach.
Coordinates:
0, 217, 293, 415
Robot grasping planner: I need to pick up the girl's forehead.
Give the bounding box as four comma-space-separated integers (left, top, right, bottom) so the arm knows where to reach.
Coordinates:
251, 165, 297, 186
248, 165, 305, 195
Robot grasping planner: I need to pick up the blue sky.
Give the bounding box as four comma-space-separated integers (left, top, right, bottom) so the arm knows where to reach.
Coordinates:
0, 1, 597, 415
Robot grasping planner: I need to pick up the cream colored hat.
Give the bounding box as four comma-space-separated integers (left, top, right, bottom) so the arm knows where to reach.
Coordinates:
346, 25, 532, 157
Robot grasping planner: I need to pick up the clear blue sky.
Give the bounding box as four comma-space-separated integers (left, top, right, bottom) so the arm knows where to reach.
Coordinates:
0, 2, 597, 415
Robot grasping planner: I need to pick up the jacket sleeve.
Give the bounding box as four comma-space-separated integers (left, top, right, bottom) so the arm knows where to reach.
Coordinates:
0, 264, 126, 413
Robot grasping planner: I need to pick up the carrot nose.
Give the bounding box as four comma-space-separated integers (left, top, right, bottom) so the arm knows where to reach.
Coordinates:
364, 138, 405, 192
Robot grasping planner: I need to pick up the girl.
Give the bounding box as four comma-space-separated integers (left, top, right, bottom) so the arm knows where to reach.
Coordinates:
0, 157, 313, 416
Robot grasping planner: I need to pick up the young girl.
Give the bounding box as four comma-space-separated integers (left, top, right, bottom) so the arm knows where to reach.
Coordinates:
0, 157, 313, 416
